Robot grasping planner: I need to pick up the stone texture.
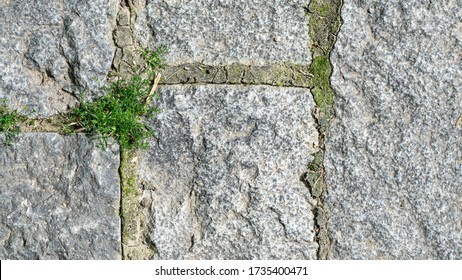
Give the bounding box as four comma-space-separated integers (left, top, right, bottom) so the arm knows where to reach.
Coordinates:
139, 85, 319, 259
0, 133, 121, 259
326, 0, 462, 259
0, 0, 118, 117
135, 0, 311, 66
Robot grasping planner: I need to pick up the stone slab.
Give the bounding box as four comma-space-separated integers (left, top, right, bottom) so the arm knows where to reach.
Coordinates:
0, 0, 118, 117
325, 0, 462, 259
139, 85, 319, 259
0, 133, 121, 259
135, 0, 311, 66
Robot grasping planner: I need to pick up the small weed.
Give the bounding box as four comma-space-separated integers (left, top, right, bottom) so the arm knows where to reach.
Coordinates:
142, 45, 168, 78
0, 99, 25, 145
70, 46, 167, 150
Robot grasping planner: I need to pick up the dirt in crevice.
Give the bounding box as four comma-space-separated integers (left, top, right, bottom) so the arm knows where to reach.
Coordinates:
303, 0, 344, 260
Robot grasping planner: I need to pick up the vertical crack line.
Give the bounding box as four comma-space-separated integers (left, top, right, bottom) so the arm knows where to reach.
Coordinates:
304, 0, 344, 260
118, 148, 125, 259
114, 1, 128, 260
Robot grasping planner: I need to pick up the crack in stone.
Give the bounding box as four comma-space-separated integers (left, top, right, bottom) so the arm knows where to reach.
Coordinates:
303, 0, 344, 260
111, 0, 157, 260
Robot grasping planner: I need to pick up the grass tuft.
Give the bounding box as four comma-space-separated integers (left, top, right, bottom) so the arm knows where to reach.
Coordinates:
0, 99, 25, 145
70, 46, 167, 150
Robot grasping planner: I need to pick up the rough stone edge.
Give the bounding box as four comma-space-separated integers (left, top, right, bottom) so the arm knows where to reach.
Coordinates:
303, 0, 344, 260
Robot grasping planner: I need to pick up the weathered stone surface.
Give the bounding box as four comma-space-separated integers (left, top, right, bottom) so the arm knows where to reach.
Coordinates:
135, 0, 311, 66
326, 0, 462, 259
139, 85, 319, 259
0, 0, 118, 117
0, 133, 121, 259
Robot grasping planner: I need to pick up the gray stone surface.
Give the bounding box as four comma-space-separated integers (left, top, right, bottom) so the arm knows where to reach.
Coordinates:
139, 85, 319, 259
135, 0, 311, 66
0, 0, 118, 117
326, 0, 462, 259
0, 133, 121, 259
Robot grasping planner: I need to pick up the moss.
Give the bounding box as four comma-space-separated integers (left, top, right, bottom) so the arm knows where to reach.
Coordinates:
305, 151, 324, 198
226, 64, 245, 83
310, 55, 335, 129
161, 62, 313, 87
308, 150, 323, 171
310, 56, 331, 90
119, 149, 139, 224
305, 0, 344, 260
307, 0, 342, 128
307, 0, 343, 129
308, 0, 343, 56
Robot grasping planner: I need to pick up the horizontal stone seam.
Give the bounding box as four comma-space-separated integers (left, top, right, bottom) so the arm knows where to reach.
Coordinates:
160, 63, 314, 88
158, 82, 313, 89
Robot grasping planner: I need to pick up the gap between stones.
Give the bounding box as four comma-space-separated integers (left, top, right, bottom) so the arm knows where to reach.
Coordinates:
303, 0, 343, 260
1, 0, 344, 260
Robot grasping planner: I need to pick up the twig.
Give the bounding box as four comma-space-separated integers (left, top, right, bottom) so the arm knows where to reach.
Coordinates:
455, 114, 462, 127
146, 73, 161, 105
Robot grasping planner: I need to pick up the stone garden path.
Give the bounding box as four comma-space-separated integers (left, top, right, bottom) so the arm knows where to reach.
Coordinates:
1, 0, 460, 260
